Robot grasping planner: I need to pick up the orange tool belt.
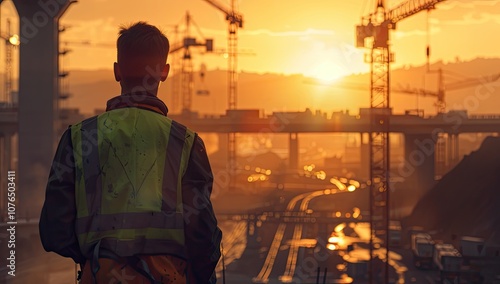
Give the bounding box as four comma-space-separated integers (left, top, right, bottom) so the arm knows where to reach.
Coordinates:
79, 254, 189, 284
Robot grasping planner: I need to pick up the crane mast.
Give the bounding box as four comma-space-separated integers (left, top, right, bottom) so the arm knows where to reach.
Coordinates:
182, 12, 194, 113
202, 0, 243, 188
202, 0, 243, 110
356, 0, 446, 282
169, 12, 213, 113
171, 25, 181, 113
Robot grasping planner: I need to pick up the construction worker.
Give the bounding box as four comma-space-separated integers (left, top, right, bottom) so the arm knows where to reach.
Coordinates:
39, 22, 222, 283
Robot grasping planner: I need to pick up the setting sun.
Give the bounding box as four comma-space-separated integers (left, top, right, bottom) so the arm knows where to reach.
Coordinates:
297, 42, 365, 83
305, 61, 346, 83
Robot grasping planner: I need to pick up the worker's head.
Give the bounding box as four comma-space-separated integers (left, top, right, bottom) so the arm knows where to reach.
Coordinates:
114, 22, 170, 95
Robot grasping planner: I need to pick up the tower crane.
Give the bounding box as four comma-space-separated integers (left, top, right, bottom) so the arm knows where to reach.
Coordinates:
355, 0, 446, 282
397, 69, 500, 114
202, 0, 243, 187
202, 0, 243, 110
398, 69, 500, 175
169, 11, 213, 113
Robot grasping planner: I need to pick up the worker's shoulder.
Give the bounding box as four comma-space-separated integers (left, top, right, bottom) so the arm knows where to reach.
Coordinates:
168, 118, 205, 146
169, 118, 197, 136
69, 115, 99, 129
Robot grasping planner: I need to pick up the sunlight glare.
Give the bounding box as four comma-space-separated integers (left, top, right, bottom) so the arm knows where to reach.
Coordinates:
305, 61, 346, 83
299, 42, 363, 84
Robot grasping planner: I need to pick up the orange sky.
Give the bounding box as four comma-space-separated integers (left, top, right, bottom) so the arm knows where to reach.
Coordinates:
2, 0, 500, 80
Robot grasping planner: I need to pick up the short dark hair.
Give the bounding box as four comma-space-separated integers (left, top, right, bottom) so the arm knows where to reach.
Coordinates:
116, 22, 169, 83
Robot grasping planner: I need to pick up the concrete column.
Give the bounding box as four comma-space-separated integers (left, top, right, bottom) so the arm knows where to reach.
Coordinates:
452, 134, 460, 166
4, 133, 11, 172
0, 135, 4, 220
360, 143, 370, 181
446, 134, 460, 169
12, 0, 76, 218
0, 133, 11, 221
289, 132, 298, 170
434, 133, 446, 177
446, 133, 455, 171
403, 134, 436, 200
217, 133, 229, 168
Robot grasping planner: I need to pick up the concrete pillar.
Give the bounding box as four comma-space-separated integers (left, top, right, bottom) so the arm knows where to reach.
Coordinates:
0, 135, 4, 220
289, 132, 298, 170
217, 133, 229, 169
217, 133, 228, 152
452, 134, 460, 166
403, 134, 436, 200
446, 134, 460, 169
360, 139, 370, 181
446, 133, 455, 171
4, 133, 11, 172
435, 133, 446, 177
12, 0, 76, 218
0, 133, 12, 221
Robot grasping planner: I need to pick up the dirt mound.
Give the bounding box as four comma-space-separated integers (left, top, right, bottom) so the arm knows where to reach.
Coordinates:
404, 136, 500, 244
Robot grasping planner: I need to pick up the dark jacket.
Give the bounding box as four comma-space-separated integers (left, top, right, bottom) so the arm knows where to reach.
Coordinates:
39, 93, 222, 283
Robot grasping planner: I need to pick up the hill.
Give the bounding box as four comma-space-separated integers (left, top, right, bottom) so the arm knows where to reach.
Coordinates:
404, 136, 500, 244
61, 57, 500, 116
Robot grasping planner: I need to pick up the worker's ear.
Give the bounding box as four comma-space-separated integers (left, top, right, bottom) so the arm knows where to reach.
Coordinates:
160, 63, 170, 82
113, 62, 121, 82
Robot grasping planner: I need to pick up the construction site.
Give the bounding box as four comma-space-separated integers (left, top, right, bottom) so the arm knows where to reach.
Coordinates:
1, 0, 500, 283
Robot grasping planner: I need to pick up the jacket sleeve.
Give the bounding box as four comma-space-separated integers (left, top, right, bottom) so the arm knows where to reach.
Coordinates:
182, 134, 222, 284
39, 128, 85, 264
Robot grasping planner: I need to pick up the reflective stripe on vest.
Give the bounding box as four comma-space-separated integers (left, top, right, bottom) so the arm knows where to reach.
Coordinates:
71, 108, 195, 258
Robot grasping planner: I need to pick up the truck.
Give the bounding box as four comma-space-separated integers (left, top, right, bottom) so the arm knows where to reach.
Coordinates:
433, 243, 463, 283
459, 236, 485, 283
411, 233, 434, 269
460, 236, 486, 258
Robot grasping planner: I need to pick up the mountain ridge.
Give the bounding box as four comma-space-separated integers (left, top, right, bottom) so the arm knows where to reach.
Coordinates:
58, 57, 500, 115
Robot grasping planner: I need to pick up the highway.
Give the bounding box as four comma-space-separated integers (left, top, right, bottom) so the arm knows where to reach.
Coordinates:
281, 188, 344, 282
253, 176, 361, 283
1, 193, 489, 283
245, 172, 445, 284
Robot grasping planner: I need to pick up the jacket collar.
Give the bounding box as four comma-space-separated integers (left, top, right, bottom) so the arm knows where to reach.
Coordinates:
106, 92, 169, 116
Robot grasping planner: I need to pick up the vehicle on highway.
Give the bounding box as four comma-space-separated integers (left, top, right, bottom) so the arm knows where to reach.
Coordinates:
411, 232, 435, 269
433, 243, 462, 283
459, 236, 486, 284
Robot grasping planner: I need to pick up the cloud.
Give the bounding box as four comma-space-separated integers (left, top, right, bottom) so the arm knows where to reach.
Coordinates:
61, 18, 117, 44
422, 0, 500, 27
439, 0, 500, 10
181, 27, 337, 40
393, 27, 441, 39
442, 12, 500, 25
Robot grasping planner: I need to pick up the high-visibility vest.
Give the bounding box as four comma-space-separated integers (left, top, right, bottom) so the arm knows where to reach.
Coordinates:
70, 107, 196, 260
